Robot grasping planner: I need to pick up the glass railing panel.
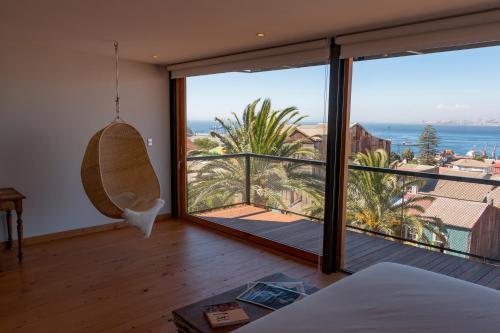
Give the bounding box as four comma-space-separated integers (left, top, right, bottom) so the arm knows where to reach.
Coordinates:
347, 165, 500, 265
186, 154, 247, 214
249, 154, 326, 220
186, 153, 500, 265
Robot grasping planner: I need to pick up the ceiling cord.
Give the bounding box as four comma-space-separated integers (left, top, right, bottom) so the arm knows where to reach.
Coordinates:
114, 41, 120, 121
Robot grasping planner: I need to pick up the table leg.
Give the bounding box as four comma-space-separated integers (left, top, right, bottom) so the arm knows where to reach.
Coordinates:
15, 200, 23, 262
6, 210, 13, 249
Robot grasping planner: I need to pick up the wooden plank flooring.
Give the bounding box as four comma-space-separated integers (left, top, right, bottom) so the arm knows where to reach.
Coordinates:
0, 218, 344, 333
198, 205, 500, 290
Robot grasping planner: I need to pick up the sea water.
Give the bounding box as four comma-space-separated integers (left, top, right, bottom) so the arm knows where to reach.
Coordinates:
364, 123, 500, 156
187, 120, 500, 157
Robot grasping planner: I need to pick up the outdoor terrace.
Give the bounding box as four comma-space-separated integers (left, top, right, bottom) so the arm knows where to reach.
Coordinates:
188, 153, 500, 290
197, 205, 500, 290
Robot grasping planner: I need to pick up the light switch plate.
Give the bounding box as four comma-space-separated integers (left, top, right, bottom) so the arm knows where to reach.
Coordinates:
147, 138, 153, 146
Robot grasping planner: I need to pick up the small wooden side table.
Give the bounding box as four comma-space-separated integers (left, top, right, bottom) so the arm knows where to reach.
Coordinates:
0, 188, 26, 262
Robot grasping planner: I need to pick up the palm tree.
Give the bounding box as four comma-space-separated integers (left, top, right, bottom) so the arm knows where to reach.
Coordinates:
347, 149, 448, 246
188, 98, 323, 213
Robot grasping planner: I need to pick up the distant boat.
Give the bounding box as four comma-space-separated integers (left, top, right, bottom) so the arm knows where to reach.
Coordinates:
466, 149, 477, 158
399, 141, 418, 147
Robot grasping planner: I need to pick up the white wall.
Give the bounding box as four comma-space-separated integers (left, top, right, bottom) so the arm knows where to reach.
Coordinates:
0, 41, 170, 239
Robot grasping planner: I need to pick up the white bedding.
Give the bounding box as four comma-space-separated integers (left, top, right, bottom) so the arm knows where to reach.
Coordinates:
234, 262, 500, 333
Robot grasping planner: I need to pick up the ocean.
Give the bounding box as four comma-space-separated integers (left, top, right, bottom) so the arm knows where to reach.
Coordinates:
187, 120, 500, 157
363, 123, 500, 157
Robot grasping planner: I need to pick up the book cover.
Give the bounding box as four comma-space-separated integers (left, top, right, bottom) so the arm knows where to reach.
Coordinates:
237, 282, 306, 311
203, 302, 250, 328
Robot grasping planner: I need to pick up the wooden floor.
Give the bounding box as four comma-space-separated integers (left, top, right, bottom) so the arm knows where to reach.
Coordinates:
198, 205, 500, 290
0, 218, 344, 333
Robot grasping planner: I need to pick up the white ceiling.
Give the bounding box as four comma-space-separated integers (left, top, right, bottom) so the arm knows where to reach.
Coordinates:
1, 0, 499, 65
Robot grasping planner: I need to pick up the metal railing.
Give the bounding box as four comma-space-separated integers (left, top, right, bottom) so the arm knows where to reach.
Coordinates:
187, 153, 500, 264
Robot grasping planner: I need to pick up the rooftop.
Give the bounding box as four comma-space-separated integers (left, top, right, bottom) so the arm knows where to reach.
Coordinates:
419, 178, 494, 202
295, 123, 328, 139
291, 122, 390, 142
186, 138, 197, 152
487, 187, 500, 208
451, 159, 494, 168
398, 164, 438, 173
420, 196, 489, 229
438, 167, 491, 179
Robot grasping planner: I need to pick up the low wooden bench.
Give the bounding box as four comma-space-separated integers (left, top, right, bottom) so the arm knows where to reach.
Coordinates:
172, 273, 318, 333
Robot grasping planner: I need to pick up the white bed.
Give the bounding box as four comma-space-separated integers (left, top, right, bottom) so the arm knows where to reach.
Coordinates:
234, 262, 500, 333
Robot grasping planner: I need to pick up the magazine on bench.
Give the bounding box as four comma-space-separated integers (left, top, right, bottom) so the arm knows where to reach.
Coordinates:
237, 282, 307, 310
246, 281, 306, 294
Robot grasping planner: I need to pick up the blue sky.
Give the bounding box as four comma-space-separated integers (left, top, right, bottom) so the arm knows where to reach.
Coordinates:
187, 45, 500, 123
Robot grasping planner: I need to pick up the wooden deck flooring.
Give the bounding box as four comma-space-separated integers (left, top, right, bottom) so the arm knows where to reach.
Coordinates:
198, 205, 500, 290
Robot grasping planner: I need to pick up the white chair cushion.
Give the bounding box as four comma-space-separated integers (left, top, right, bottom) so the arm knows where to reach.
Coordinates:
122, 198, 165, 238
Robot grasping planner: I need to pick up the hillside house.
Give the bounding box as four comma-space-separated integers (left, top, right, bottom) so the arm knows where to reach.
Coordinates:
288, 122, 391, 159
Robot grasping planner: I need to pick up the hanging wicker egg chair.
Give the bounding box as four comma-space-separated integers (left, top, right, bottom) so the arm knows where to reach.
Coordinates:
81, 121, 162, 219
80, 42, 164, 238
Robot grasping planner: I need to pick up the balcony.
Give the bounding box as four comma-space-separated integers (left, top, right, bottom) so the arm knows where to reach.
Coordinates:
187, 153, 500, 290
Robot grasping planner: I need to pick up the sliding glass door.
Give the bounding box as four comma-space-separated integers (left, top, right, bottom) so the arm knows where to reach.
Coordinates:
343, 45, 500, 272
182, 65, 331, 264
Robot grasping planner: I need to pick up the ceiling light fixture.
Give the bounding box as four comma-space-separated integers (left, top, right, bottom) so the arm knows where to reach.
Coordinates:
152, 55, 158, 59
256, 32, 265, 37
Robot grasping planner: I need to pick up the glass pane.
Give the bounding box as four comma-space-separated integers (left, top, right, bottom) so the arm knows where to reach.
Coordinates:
185, 65, 329, 257
346, 45, 500, 273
